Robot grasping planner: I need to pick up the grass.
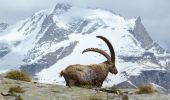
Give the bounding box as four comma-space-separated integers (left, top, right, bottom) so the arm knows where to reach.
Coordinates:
79, 84, 98, 89
122, 95, 129, 100
5, 70, 31, 82
1, 79, 14, 84
87, 96, 103, 100
136, 85, 155, 94
1, 86, 25, 100
15, 95, 23, 100
110, 87, 122, 94
98, 87, 122, 94
8, 86, 25, 94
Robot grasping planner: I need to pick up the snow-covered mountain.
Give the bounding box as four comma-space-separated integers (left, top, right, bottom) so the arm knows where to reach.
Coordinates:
0, 3, 170, 90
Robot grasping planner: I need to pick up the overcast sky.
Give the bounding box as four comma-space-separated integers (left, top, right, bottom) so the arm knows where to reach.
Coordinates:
0, 0, 170, 50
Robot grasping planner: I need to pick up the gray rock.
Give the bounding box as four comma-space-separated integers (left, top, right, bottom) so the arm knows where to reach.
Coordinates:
68, 19, 104, 34
129, 70, 170, 90
38, 23, 69, 43
21, 41, 78, 75
17, 12, 44, 34
150, 42, 166, 54
53, 3, 72, 14
148, 83, 169, 94
83, 22, 102, 35
0, 42, 11, 58
1, 92, 10, 96
114, 81, 137, 89
128, 17, 153, 49
35, 14, 54, 39
0, 23, 8, 33
0, 94, 5, 100
0, 77, 169, 100
119, 51, 159, 64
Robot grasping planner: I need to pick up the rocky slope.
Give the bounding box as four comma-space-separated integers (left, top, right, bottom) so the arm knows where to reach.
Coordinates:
0, 3, 170, 91
0, 75, 170, 100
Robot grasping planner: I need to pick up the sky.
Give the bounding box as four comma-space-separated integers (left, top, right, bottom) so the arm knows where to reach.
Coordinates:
0, 0, 170, 50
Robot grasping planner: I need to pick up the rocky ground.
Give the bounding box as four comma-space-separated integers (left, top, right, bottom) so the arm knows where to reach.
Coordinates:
0, 75, 170, 100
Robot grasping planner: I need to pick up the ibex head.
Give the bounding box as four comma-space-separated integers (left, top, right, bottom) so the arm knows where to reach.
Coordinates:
82, 35, 118, 74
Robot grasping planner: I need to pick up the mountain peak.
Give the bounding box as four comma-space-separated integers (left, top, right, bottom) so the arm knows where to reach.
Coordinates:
128, 16, 153, 49
0, 4, 170, 90
136, 16, 141, 22
54, 3, 72, 12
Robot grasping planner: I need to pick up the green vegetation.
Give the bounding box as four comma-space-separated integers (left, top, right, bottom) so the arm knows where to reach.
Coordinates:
4, 86, 25, 100
99, 87, 121, 94
5, 70, 31, 82
8, 86, 25, 94
87, 96, 103, 100
79, 84, 98, 89
136, 85, 154, 94
15, 95, 23, 100
110, 87, 122, 94
122, 95, 129, 100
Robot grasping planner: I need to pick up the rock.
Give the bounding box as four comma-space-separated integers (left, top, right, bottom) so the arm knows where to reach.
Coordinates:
149, 83, 169, 94
114, 81, 137, 89
129, 70, 170, 90
0, 77, 170, 100
128, 16, 153, 49
0, 94, 5, 100
1, 92, 10, 96
21, 41, 78, 75
0, 23, 8, 33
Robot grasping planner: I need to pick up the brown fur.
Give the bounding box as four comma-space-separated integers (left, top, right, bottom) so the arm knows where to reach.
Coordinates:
60, 36, 118, 87
60, 61, 117, 87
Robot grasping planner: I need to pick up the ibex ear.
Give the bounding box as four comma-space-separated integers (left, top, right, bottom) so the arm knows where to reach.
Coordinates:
109, 61, 114, 65
105, 61, 111, 65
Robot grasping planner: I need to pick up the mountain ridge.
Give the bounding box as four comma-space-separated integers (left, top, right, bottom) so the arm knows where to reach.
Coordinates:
0, 3, 169, 91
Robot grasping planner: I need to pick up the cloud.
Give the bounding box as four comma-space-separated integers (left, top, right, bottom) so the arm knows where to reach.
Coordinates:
0, 0, 55, 11
0, 0, 169, 50
0, 0, 59, 23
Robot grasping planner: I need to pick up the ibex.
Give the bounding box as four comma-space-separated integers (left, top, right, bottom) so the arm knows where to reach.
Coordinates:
60, 36, 118, 87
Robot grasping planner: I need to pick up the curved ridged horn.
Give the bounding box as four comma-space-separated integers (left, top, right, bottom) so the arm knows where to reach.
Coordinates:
82, 48, 111, 61
96, 36, 115, 62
